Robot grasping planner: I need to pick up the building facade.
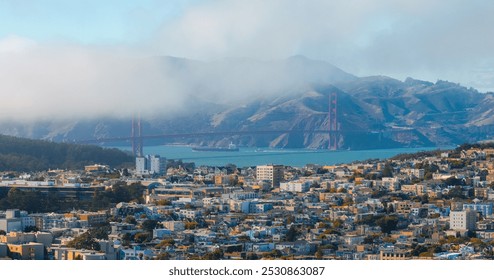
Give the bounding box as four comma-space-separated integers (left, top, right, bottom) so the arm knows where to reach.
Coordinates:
256, 165, 284, 187
450, 209, 477, 230
136, 155, 167, 175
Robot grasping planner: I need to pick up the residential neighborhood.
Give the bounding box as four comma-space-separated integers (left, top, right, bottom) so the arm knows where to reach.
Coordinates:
2, 145, 494, 260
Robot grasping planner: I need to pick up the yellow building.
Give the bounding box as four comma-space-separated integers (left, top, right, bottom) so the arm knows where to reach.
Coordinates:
7, 242, 44, 260
84, 164, 109, 172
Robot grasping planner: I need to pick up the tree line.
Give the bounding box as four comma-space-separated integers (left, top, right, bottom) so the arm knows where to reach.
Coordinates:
0, 134, 133, 172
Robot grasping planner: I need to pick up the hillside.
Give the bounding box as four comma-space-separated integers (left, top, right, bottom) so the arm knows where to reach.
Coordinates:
0, 135, 133, 172
0, 56, 493, 150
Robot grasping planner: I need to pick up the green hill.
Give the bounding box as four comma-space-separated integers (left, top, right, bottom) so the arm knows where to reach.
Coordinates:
0, 134, 133, 172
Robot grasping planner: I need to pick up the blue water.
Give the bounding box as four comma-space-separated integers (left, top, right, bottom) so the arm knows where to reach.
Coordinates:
117, 145, 449, 167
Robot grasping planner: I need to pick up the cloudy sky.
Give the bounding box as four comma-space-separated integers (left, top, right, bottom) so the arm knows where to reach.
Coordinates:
1, 0, 493, 120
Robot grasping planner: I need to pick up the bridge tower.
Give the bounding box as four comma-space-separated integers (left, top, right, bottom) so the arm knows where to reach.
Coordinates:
131, 114, 143, 157
328, 92, 339, 150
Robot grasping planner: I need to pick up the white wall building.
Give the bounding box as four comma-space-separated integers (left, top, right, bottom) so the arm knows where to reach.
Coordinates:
280, 181, 311, 192
136, 155, 167, 175
136, 157, 147, 175
450, 209, 477, 230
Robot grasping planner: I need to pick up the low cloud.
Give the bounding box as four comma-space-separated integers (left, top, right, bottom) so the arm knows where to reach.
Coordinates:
0, 37, 188, 121
152, 0, 494, 90
0, 37, 338, 122
1, 0, 494, 122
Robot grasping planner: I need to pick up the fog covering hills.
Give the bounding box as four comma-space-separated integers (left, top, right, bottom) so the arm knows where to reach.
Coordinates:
2, 56, 493, 150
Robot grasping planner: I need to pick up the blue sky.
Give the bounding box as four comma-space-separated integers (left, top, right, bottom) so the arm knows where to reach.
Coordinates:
0, 0, 194, 44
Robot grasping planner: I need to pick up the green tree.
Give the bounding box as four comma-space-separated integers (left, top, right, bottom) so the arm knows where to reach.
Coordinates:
315, 248, 323, 259
67, 232, 101, 251
121, 233, 132, 247
376, 216, 398, 234
185, 221, 198, 230
125, 215, 137, 225
155, 252, 171, 260
382, 162, 394, 177
155, 238, 175, 249
141, 219, 159, 232
88, 223, 110, 239
134, 232, 151, 243
23, 226, 39, 233
447, 186, 465, 199
203, 249, 224, 260
285, 225, 300, 242
263, 249, 282, 259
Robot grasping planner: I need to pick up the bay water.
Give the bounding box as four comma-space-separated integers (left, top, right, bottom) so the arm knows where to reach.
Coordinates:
116, 145, 450, 168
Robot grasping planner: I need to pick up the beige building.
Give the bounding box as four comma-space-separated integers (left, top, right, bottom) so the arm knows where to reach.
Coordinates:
395, 201, 422, 215
256, 164, 284, 187
450, 209, 477, 230
52, 247, 106, 260
64, 211, 107, 227
401, 184, 427, 196
162, 221, 185, 232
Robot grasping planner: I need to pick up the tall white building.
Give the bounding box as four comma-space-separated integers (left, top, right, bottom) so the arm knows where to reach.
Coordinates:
148, 155, 166, 175
450, 209, 477, 230
135, 155, 166, 175
136, 157, 147, 175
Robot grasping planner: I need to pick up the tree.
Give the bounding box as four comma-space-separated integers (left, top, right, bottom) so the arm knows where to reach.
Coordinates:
202, 249, 224, 260
141, 219, 159, 232
447, 186, 465, 199
155, 252, 171, 260
376, 216, 398, 234
263, 249, 282, 259
155, 238, 175, 249
387, 204, 395, 214
246, 253, 259, 260
121, 233, 132, 247
285, 225, 300, 242
67, 232, 101, 251
315, 248, 323, 259
342, 197, 354, 206
157, 199, 171, 206
125, 215, 137, 225
23, 226, 39, 233
286, 215, 295, 224
88, 224, 110, 239
411, 245, 428, 256
363, 235, 377, 244
332, 219, 343, 229
310, 182, 321, 189
443, 177, 464, 187
316, 168, 329, 174
134, 232, 151, 243
185, 221, 198, 230
382, 162, 394, 177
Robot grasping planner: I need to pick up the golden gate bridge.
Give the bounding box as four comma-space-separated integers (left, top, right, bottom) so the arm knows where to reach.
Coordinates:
73, 93, 417, 156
